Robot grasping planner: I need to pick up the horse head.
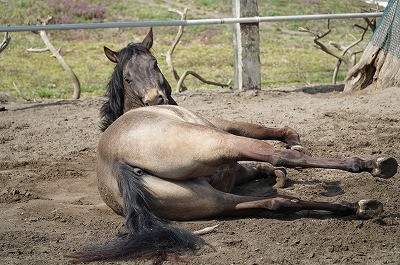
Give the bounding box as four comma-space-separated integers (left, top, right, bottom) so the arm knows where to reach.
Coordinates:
100, 28, 177, 131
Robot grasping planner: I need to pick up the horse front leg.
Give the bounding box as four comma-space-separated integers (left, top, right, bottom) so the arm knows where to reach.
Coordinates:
229, 135, 398, 179
234, 162, 287, 188
207, 162, 287, 193
207, 117, 304, 151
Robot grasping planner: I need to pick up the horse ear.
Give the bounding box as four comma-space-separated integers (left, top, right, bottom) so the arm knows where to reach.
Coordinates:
141, 28, 153, 50
104, 46, 119, 63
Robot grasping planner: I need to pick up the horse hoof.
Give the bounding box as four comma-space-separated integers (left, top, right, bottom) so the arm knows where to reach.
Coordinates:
272, 168, 287, 188
371, 157, 398, 179
290, 145, 311, 156
356, 199, 383, 219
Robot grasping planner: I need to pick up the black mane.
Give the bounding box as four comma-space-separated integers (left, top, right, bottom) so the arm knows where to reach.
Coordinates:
100, 44, 150, 132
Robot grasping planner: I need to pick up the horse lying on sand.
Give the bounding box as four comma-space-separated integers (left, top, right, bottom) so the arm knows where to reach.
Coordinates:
67, 29, 398, 263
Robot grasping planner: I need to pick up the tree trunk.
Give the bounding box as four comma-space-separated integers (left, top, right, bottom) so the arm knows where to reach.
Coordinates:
344, 43, 400, 91
232, 0, 261, 91
344, 0, 400, 91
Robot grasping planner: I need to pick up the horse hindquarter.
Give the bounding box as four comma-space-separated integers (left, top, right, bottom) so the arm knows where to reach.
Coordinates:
99, 106, 238, 181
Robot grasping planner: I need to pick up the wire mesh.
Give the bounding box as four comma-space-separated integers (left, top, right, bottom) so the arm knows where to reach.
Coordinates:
371, 0, 400, 57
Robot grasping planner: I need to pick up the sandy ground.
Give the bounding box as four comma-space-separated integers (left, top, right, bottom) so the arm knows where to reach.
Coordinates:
1, 85, 399, 265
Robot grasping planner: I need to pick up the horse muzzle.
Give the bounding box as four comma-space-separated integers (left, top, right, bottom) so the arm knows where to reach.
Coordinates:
142, 89, 168, 106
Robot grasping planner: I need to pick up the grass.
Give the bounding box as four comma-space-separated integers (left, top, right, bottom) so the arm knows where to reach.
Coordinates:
0, 0, 378, 100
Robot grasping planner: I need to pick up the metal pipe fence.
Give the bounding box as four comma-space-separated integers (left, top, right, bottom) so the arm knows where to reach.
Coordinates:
0, 12, 383, 33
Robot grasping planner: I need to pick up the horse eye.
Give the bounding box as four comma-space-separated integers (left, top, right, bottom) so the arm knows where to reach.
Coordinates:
124, 78, 131, 84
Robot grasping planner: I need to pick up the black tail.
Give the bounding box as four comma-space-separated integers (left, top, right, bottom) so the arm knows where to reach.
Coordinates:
66, 162, 204, 263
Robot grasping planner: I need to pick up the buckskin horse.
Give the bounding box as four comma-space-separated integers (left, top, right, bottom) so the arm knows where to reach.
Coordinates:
67, 29, 398, 263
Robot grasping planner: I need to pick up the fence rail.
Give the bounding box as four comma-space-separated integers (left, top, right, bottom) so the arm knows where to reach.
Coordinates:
0, 12, 383, 33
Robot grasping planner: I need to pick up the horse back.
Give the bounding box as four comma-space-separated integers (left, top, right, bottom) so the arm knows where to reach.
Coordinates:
114, 105, 213, 129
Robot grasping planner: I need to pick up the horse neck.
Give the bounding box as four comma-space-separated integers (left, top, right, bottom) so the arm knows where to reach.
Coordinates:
123, 92, 145, 112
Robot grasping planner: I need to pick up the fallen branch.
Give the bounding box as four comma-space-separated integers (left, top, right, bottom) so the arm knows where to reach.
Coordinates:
177, 70, 232, 92
33, 16, 81, 99
0, 32, 11, 53
193, 224, 219, 236
166, 8, 188, 91
13, 82, 31, 102
27, 47, 50, 53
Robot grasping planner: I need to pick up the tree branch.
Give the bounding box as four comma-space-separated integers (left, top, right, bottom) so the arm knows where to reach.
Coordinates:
299, 20, 350, 65
166, 8, 188, 91
340, 25, 368, 58
13, 82, 31, 102
300, 18, 372, 84
330, 24, 369, 83
33, 16, 81, 99
166, 8, 232, 92
177, 70, 232, 91
27, 47, 50, 53
0, 32, 11, 53
193, 224, 219, 236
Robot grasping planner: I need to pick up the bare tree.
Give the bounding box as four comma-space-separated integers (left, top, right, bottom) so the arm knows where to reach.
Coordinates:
165, 8, 232, 92
166, 8, 188, 91
300, 19, 371, 84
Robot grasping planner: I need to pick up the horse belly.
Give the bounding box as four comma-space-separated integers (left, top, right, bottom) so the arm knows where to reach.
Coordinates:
142, 175, 223, 220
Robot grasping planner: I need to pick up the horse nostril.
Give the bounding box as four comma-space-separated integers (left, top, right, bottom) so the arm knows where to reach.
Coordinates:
143, 99, 152, 106
143, 92, 166, 106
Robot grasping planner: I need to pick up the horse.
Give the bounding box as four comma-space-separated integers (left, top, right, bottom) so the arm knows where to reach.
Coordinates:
67, 28, 398, 263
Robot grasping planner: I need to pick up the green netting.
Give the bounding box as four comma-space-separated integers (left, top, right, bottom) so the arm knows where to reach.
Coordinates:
370, 0, 400, 57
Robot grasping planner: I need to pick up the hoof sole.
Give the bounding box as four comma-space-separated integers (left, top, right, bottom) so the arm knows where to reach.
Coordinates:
371, 157, 398, 179
356, 199, 383, 219
273, 168, 287, 188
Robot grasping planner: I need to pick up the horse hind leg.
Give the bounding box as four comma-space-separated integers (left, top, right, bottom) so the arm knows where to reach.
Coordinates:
68, 162, 205, 263
229, 135, 398, 179
141, 172, 382, 221
74, 163, 384, 263
207, 117, 304, 150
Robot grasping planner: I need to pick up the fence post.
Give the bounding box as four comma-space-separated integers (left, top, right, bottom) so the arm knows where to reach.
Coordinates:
232, 0, 261, 91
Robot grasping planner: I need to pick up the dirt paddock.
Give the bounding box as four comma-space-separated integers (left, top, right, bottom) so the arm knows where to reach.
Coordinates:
1, 85, 399, 265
